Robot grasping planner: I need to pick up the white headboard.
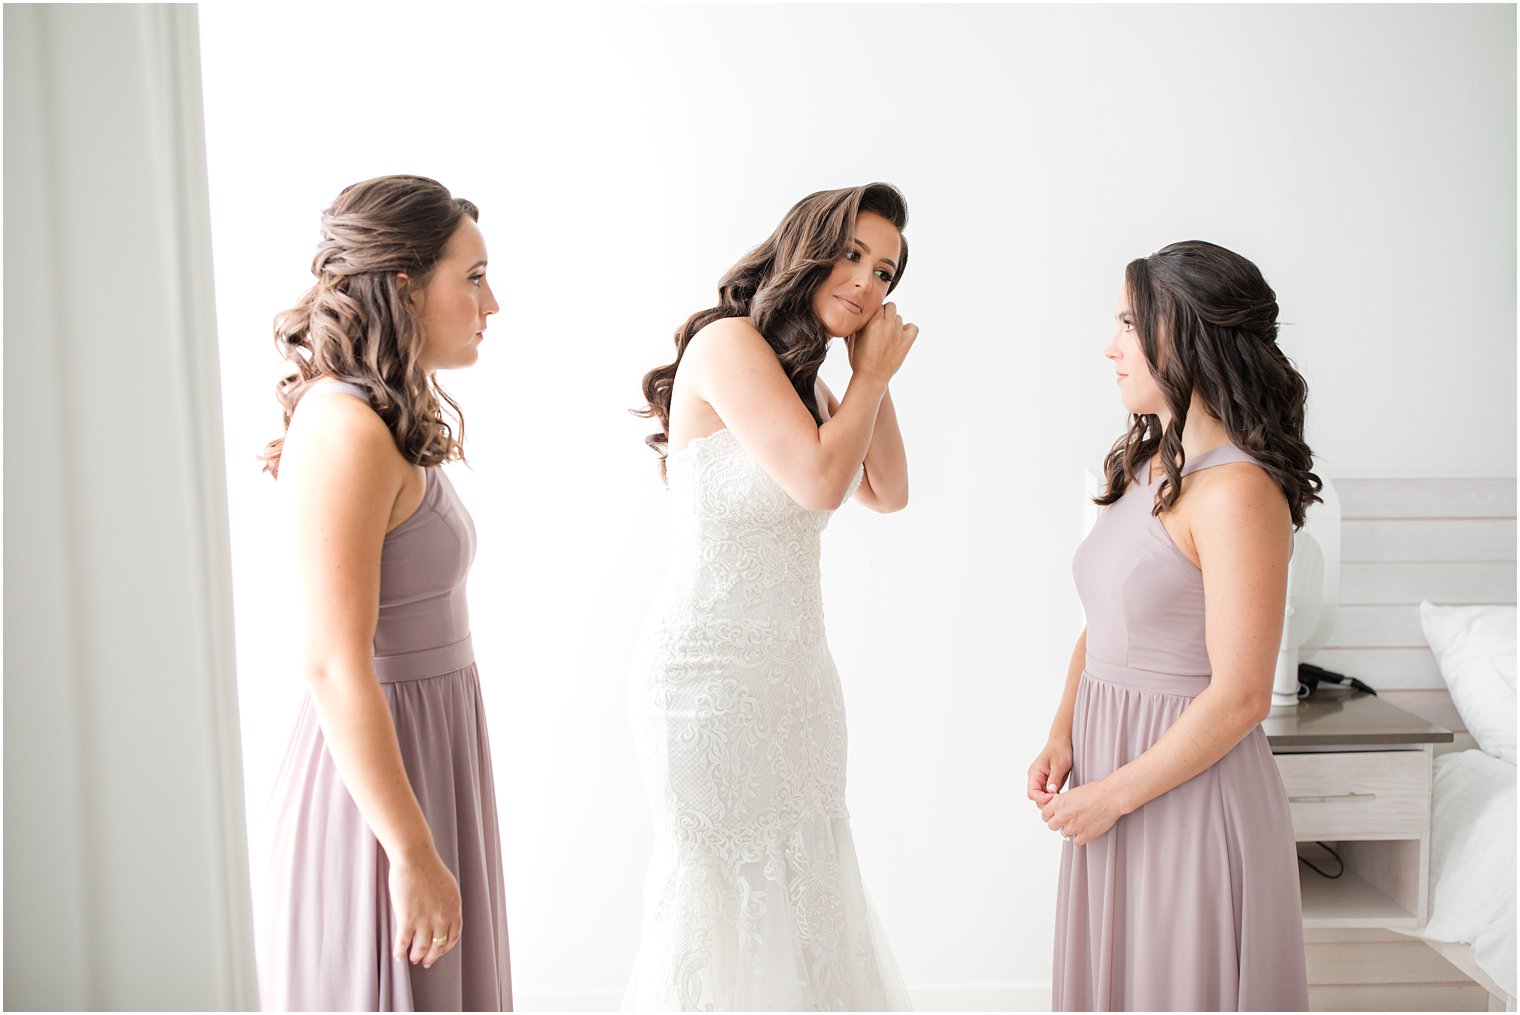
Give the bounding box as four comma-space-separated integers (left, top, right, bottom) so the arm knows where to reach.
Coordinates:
1305, 478, 1517, 740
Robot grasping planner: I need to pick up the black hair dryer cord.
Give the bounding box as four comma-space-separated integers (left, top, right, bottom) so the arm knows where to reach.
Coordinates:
1298, 661, 1378, 698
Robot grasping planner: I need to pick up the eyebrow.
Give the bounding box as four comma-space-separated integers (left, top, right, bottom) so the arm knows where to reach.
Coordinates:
467, 260, 487, 271
852, 237, 899, 272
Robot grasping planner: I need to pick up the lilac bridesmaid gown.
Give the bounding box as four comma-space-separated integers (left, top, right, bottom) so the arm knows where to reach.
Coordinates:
1054, 444, 1307, 1011
259, 381, 511, 1011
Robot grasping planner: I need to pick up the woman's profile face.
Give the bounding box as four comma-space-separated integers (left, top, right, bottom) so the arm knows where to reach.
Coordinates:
1107, 284, 1165, 416
410, 217, 499, 373
810, 211, 901, 338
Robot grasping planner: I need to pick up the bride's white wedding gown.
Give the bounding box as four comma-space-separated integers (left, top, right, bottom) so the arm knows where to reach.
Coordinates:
624, 427, 909, 1011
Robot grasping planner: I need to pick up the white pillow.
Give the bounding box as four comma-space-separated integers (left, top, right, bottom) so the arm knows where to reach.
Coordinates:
1421, 601, 1517, 765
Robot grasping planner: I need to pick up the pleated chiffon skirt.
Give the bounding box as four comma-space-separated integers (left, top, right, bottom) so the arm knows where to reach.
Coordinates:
1053, 665, 1308, 1012
260, 661, 512, 1011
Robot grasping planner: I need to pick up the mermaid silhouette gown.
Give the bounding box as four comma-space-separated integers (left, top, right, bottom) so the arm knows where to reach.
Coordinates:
259, 380, 511, 1011
624, 427, 909, 1011
1053, 443, 1307, 1011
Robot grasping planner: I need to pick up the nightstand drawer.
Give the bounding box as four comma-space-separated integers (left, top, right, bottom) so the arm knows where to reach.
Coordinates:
1274, 751, 1430, 840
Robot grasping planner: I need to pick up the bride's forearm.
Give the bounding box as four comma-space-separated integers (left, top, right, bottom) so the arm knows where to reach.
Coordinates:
814, 372, 889, 498
859, 387, 907, 510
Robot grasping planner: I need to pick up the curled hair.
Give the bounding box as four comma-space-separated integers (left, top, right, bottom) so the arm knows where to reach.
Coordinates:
259, 175, 479, 477
1095, 240, 1322, 528
635, 182, 909, 474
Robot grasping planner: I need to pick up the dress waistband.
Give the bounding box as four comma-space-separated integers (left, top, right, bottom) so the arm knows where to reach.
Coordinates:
1083, 656, 1211, 697
372, 634, 474, 684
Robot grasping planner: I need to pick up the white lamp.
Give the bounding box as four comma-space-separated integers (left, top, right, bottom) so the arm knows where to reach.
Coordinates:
1273, 476, 1341, 709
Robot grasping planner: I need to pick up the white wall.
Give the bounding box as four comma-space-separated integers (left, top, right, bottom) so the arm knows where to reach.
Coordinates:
3, 5, 257, 1009
200, 4, 1516, 1007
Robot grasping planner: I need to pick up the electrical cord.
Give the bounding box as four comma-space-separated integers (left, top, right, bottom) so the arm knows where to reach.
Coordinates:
1298, 841, 1345, 879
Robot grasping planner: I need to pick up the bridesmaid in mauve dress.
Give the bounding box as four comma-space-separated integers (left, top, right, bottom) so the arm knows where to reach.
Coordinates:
1029, 241, 1318, 1011
257, 176, 510, 1011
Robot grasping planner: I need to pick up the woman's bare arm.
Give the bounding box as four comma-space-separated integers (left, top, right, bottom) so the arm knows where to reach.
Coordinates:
1028, 628, 1087, 807
679, 310, 915, 510
818, 378, 907, 512
282, 393, 462, 968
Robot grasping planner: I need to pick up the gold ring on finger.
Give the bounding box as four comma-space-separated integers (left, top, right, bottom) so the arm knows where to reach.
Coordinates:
432, 935, 447, 945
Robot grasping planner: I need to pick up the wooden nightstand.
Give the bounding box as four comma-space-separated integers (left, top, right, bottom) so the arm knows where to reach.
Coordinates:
1263, 688, 1493, 1010
1264, 686, 1452, 928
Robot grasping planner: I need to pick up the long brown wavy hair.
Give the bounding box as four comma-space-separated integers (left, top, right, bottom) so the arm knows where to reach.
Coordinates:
260, 175, 478, 477
635, 183, 909, 473
1095, 240, 1322, 528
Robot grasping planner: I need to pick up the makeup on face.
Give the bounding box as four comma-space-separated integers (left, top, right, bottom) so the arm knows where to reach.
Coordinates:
811, 211, 901, 338
415, 218, 499, 372
1107, 285, 1164, 416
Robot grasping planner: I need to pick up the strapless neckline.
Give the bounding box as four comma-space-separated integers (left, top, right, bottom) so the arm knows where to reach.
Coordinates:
666, 427, 737, 465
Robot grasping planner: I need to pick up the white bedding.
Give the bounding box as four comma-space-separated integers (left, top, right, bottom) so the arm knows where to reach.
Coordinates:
1418, 748, 1517, 1002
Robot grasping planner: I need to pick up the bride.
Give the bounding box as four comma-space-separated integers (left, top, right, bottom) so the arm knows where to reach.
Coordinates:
624, 183, 918, 1011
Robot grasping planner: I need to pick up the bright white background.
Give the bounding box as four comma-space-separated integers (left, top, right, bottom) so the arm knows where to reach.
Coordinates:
200, 4, 1515, 1006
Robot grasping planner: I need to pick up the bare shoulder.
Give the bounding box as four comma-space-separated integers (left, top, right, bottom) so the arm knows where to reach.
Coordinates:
1191, 461, 1287, 511
1187, 461, 1291, 541
284, 389, 404, 479
685, 316, 775, 367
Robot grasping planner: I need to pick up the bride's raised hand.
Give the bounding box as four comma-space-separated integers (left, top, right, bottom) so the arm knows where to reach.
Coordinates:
847, 302, 918, 383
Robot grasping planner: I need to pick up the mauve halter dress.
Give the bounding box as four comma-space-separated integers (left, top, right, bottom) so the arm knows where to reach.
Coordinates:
259, 381, 511, 1012
1054, 443, 1307, 1012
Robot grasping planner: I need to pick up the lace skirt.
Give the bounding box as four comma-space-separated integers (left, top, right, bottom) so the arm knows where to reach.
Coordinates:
625, 609, 909, 1010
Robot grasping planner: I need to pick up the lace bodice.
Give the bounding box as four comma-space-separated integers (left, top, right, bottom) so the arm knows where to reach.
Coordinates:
660, 427, 853, 658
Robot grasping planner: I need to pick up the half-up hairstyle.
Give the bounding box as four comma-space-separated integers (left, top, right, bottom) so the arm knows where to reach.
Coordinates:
260, 174, 479, 477
635, 182, 909, 474
1094, 240, 1322, 528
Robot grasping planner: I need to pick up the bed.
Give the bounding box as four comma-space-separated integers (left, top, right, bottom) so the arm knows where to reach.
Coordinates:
1420, 746, 1516, 1006
1407, 600, 1516, 1010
